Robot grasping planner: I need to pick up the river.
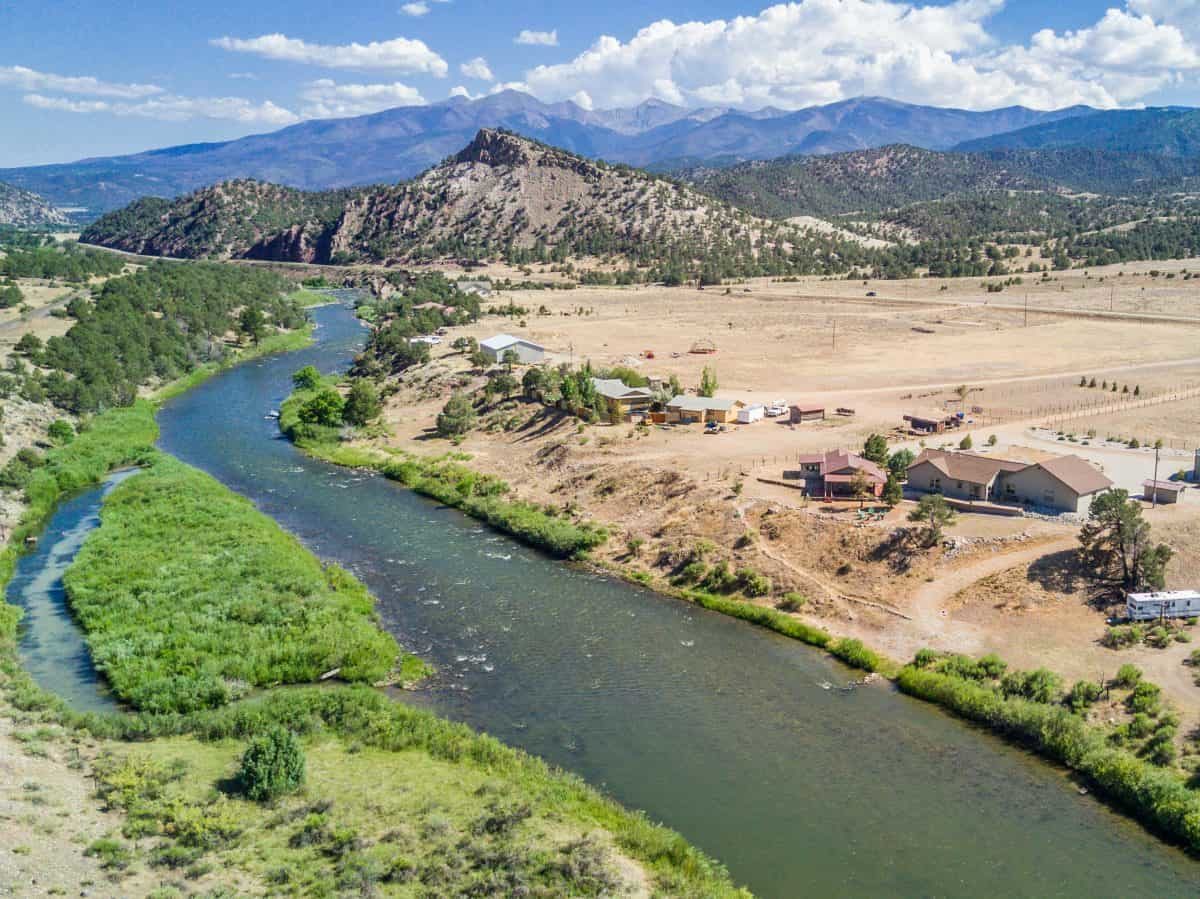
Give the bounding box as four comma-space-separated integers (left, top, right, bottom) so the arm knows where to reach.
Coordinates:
12, 301, 1198, 896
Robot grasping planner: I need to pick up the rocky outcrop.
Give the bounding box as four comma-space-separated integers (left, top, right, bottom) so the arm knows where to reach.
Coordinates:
82, 130, 762, 266
0, 182, 68, 227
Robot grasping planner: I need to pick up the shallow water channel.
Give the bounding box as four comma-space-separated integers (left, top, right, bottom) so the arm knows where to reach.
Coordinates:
10, 301, 1199, 896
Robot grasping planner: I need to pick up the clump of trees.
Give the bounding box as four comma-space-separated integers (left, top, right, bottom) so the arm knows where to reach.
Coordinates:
18, 262, 303, 413
1079, 489, 1173, 591
0, 242, 124, 282
0, 282, 22, 308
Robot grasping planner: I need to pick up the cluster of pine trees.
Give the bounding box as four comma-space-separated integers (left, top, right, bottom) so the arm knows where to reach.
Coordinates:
2, 262, 301, 413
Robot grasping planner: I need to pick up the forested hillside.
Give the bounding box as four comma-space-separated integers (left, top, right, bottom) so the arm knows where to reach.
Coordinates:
3, 262, 304, 413
956, 108, 1200, 156
687, 145, 1200, 219
82, 129, 832, 280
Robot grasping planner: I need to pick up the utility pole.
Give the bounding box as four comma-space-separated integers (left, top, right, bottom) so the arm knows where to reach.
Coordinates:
1152, 439, 1162, 508
1110, 286, 1114, 312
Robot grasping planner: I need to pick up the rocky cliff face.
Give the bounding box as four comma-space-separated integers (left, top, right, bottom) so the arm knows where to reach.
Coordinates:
0, 182, 68, 227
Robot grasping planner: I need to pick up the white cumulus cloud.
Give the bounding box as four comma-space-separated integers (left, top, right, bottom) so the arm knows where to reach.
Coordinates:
0, 65, 163, 99
299, 79, 426, 117
401, 2, 430, 16
515, 29, 558, 47
519, 0, 1200, 111
23, 92, 299, 125
459, 57, 494, 81
212, 33, 448, 77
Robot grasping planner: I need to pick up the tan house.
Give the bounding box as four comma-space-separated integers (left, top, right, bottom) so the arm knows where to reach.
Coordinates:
906, 449, 1026, 502
995, 455, 1113, 514
907, 449, 1112, 514
592, 378, 654, 420
666, 395, 743, 424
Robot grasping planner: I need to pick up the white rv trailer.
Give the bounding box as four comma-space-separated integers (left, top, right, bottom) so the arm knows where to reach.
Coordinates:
1126, 590, 1200, 621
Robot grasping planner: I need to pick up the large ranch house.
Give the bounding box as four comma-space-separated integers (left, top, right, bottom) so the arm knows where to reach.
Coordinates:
907, 449, 1113, 515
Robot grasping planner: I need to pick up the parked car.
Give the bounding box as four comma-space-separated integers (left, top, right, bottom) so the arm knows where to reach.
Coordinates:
766, 401, 788, 417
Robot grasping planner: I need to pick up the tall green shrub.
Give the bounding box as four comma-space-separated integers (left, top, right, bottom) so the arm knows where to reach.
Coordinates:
239, 727, 306, 801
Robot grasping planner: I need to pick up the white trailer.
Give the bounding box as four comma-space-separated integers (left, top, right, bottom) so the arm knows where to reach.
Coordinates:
737, 403, 765, 425
1127, 590, 1200, 621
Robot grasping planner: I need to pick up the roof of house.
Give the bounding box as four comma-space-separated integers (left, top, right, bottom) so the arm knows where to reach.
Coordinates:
790, 404, 825, 413
1033, 455, 1113, 496
908, 449, 1024, 485
480, 334, 544, 352
1144, 479, 1187, 493
592, 378, 653, 401
667, 395, 738, 412
794, 449, 885, 482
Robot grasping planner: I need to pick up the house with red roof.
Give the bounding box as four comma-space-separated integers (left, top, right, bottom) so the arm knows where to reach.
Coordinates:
787, 449, 887, 500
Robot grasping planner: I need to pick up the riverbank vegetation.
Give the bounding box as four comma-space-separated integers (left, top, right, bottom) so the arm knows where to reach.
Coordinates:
63, 455, 413, 713
899, 650, 1200, 854
0, 372, 744, 895
280, 375, 609, 559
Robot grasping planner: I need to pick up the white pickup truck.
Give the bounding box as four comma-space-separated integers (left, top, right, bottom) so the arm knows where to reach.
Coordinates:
765, 401, 788, 417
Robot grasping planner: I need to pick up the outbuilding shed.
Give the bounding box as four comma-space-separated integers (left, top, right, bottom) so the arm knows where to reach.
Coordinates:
1143, 480, 1186, 505
480, 334, 545, 364
790, 405, 825, 423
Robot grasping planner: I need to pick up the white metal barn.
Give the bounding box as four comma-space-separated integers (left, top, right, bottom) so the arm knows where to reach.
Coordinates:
1127, 590, 1200, 621
737, 403, 765, 424
480, 334, 545, 364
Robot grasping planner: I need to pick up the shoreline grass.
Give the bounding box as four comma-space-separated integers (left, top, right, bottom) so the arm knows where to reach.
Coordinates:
897, 662, 1200, 855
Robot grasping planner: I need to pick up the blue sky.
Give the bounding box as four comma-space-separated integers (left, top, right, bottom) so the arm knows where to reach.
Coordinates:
1, 0, 1197, 166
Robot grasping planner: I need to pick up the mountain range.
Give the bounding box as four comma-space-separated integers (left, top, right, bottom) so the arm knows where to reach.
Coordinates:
1, 92, 1094, 215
